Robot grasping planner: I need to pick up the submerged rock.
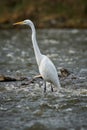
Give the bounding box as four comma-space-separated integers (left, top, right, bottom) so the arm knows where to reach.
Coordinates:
0, 74, 17, 82
60, 68, 70, 77
0, 68, 87, 90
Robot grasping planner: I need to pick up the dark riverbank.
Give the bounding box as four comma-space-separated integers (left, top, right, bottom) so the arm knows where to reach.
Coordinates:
0, 0, 87, 29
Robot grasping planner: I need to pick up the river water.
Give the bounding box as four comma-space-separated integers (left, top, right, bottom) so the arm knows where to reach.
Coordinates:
0, 29, 87, 130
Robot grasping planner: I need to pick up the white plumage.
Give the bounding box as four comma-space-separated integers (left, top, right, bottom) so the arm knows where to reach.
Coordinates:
14, 19, 62, 92
39, 55, 61, 88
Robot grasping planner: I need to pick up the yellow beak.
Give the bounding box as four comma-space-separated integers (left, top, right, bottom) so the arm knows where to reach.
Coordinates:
13, 21, 24, 25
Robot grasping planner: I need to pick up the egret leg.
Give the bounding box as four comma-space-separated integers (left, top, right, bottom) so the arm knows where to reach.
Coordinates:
51, 84, 53, 92
43, 81, 46, 93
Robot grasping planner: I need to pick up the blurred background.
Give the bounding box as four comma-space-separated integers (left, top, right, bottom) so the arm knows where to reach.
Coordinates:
0, 0, 87, 28
0, 1, 87, 130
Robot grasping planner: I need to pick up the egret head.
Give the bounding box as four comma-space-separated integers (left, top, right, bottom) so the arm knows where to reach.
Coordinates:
13, 19, 32, 26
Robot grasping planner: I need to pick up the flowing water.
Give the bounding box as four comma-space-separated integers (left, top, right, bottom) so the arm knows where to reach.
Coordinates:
0, 29, 87, 130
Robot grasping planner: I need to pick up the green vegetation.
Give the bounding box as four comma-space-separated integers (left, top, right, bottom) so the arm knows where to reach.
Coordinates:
0, 0, 87, 28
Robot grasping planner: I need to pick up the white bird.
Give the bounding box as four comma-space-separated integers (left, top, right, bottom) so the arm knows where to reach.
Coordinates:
13, 19, 62, 92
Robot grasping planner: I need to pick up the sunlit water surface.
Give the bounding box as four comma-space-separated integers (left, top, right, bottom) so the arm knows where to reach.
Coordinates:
0, 29, 87, 130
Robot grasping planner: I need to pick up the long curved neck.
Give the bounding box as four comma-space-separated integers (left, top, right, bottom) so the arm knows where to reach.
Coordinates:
28, 22, 42, 66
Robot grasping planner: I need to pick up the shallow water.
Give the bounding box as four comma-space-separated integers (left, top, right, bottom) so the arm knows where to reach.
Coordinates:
0, 29, 87, 130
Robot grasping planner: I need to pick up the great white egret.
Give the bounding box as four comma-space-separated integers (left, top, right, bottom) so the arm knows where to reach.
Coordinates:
13, 19, 62, 92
